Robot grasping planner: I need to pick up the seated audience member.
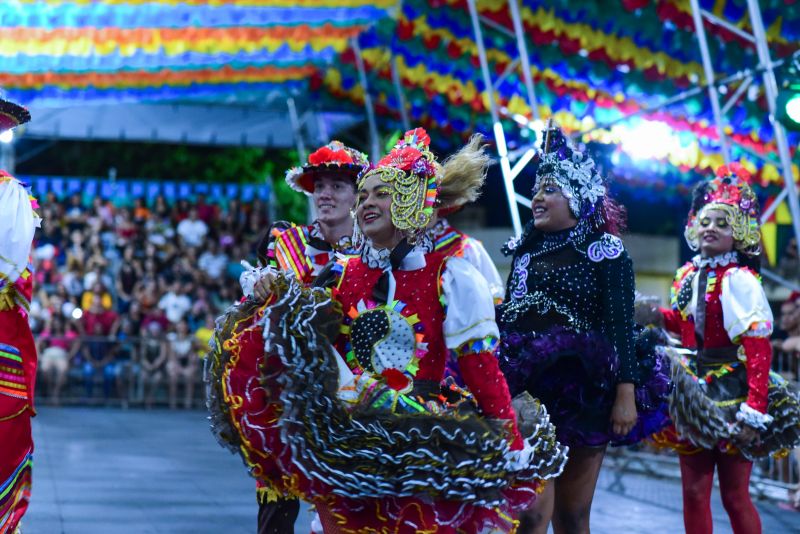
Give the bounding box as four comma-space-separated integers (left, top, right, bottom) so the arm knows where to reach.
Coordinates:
176, 208, 208, 248
81, 280, 113, 311
198, 240, 228, 280
37, 316, 80, 405
81, 294, 120, 337
193, 313, 215, 359
166, 320, 197, 409
81, 320, 118, 401
158, 280, 192, 324
115, 317, 140, 406
140, 322, 168, 409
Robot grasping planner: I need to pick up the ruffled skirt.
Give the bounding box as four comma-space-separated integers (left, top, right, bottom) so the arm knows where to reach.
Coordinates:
206, 274, 568, 532
497, 326, 672, 448
655, 349, 800, 460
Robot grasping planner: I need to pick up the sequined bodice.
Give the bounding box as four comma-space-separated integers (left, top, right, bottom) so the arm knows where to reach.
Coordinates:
501, 232, 607, 333
334, 253, 448, 383
499, 228, 638, 383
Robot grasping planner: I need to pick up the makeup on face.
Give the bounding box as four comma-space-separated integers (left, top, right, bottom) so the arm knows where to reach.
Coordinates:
697, 207, 735, 258
531, 179, 578, 233
357, 175, 401, 249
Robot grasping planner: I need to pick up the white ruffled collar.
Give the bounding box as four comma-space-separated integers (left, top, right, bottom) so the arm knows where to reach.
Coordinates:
309, 220, 355, 252
692, 251, 738, 268
361, 239, 427, 271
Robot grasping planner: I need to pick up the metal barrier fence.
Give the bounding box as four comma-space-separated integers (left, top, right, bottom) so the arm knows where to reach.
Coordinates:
36, 334, 205, 408
35, 334, 800, 502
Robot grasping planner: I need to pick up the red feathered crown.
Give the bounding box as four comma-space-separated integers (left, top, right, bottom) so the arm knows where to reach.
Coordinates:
357, 128, 442, 232
285, 141, 370, 194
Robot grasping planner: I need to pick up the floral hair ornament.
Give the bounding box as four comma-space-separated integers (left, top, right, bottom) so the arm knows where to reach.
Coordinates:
533, 119, 606, 220
285, 140, 370, 195
684, 162, 762, 255
357, 127, 442, 234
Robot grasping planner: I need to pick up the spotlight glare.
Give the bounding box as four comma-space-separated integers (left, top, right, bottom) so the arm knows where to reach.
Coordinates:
786, 94, 800, 124
0, 130, 13, 144
618, 121, 679, 161
512, 114, 529, 125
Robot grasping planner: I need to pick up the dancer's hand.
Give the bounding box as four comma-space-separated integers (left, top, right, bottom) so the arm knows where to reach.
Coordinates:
735, 425, 760, 446
611, 383, 638, 436
253, 271, 276, 303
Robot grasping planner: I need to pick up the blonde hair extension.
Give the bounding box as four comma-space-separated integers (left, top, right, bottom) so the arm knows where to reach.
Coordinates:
437, 134, 493, 210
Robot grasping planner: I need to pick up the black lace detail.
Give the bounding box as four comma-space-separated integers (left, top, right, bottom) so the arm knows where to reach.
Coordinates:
371, 239, 415, 304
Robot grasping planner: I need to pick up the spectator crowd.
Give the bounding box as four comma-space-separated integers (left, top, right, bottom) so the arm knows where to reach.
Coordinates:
29, 190, 270, 408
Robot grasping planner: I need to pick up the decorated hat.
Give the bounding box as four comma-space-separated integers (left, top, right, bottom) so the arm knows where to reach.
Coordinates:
358, 127, 442, 233
285, 141, 369, 195
0, 98, 30, 134
533, 122, 606, 220
684, 162, 761, 255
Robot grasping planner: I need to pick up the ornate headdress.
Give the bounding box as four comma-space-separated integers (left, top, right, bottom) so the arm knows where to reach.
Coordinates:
0, 98, 30, 133
285, 140, 369, 195
357, 127, 442, 233
534, 122, 606, 220
684, 163, 762, 255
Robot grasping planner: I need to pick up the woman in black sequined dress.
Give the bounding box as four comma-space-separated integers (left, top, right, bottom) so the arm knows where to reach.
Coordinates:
497, 125, 670, 533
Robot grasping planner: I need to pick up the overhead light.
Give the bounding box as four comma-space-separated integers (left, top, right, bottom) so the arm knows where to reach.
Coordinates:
785, 93, 800, 124
512, 114, 529, 125
617, 120, 681, 160
0, 130, 13, 144
775, 50, 800, 130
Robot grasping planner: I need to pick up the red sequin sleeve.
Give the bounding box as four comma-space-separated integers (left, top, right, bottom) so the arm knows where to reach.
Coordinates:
740, 336, 772, 413
458, 351, 524, 450
660, 307, 683, 336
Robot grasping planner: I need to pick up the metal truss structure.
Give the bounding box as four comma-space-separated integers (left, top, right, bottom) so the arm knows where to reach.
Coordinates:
463, 0, 799, 289
467, 0, 540, 237
688, 0, 800, 289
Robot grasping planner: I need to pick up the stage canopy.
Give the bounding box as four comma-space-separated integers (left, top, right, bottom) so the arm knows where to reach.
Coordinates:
1, 1, 798, 204
0, 0, 396, 146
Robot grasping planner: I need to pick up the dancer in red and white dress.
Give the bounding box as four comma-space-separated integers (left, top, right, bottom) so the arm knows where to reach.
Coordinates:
208, 128, 567, 533
0, 99, 39, 534
653, 163, 800, 534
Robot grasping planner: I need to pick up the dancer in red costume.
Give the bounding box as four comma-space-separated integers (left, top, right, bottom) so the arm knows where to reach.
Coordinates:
208, 128, 567, 533
0, 99, 39, 534
652, 163, 800, 534
208, 141, 368, 534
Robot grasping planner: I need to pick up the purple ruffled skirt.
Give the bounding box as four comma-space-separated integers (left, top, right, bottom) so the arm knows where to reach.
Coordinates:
497, 326, 671, 448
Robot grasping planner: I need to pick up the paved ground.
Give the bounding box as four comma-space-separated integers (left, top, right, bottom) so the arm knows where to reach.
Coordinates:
22, 407, 799, 533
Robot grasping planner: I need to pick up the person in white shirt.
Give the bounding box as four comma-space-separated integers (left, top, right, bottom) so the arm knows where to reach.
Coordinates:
158, 281, 192, 324
198, 241, 228, 280
176, 208, 208, 248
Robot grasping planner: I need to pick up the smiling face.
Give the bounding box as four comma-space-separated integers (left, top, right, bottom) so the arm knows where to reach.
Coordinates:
696, 206, 735, 258
312, 173, 357, 227
357, 174, 403, 249
531, 179, 578, 233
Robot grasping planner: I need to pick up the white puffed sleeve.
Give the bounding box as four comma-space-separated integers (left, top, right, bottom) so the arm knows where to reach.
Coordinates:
461, 237, 505, 302
720, 267, 773, 341
440, 256, 499, 349
238, 260, 275, 298
0, 176, 39, 282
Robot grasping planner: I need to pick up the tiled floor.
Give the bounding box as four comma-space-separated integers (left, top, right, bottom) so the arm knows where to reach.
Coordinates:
23, 407, 799, 533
